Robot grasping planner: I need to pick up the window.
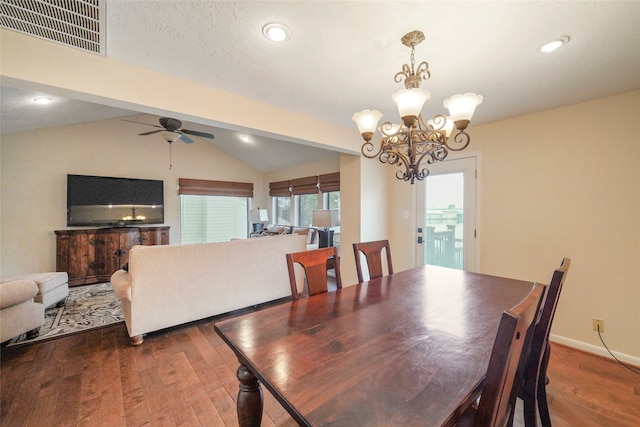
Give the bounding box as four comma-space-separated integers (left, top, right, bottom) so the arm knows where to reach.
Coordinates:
296, 194, 318, 226
273, 196, 291, 225
270, 174, 340, 228
324, 191, 340, 210
269, 180, 291, 225
178, 178, 254, 244
181, 195, 248, 243
291, 176, 319, 226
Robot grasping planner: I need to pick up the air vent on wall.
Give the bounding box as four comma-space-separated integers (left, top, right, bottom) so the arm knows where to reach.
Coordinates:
0, 0, 105, 55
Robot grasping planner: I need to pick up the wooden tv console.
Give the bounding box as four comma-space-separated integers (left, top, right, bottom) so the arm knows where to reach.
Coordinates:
55, 226, 170, 286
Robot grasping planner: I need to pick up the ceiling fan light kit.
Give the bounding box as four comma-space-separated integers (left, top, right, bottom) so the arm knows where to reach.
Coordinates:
352, 30, 483, 184
123, 117, 215, 144
160, 130, 181, 143
124, 117, 215, 169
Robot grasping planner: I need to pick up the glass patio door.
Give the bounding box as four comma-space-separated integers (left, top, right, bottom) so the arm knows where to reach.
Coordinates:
416, 156, 477, 271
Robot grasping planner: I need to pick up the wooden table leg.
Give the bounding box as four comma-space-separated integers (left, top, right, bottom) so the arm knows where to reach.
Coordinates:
237, 363, 263, 427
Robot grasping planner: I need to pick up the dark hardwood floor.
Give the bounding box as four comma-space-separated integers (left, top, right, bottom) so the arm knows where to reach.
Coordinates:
1, 311, 638, 426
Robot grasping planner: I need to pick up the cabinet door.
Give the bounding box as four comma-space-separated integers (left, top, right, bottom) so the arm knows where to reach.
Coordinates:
119, 229, 141, 267
70, 232, 98, 283
139, 228, 168, 246
96, 231, 122, 275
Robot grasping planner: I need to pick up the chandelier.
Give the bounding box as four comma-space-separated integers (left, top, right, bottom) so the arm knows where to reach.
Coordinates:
352, 30, 483, 184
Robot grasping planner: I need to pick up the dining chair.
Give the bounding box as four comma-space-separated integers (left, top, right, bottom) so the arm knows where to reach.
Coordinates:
510, 258, 571, 427
352, 240, 393, 283
286, 246, 342, 300
457, 282, 545, 427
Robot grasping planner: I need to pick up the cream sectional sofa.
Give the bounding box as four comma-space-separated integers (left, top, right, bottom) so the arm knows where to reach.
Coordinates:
111, 234, 306, 345
0, 279, 44, 343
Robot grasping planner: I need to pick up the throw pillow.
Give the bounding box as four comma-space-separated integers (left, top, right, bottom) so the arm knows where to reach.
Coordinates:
294, 227, 309, 237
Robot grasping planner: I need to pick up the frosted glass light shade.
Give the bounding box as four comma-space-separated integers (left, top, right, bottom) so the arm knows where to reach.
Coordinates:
160, 130, 181, 143
392, 89, 430, 118
443, 93, 484, 122
352, 110, 383, 134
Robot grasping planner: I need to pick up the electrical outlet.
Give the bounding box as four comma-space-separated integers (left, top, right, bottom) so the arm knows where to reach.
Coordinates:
592, 318, 605, 332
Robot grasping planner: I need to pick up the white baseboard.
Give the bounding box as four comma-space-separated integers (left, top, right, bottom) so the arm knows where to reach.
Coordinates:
550, 334, 640, 367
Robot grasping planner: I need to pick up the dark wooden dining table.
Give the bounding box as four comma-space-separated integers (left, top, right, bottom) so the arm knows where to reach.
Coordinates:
214, 264, 534, 427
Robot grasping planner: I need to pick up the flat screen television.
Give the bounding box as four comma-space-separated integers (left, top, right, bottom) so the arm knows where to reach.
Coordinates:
67, 174, 164, 227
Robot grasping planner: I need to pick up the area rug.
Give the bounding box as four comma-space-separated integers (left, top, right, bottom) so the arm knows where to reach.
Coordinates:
8, 282, 123, 347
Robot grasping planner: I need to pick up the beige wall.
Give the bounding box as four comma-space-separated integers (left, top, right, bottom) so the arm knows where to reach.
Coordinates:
388, 91, 640, 361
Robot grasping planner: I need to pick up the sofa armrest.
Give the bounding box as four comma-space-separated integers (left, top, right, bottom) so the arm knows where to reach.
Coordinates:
110, 270, 132, 301
0, 280, 39, 309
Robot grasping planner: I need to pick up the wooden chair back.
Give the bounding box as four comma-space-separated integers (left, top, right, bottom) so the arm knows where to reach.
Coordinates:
286, 247, 342, 300
471, 283, 545, 427
352, 240, 393, 283
517, 258, 571, 427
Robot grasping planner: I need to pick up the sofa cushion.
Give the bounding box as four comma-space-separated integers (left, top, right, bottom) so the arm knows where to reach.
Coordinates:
294, 227, 309, 237
292, 227, 318, 245
0, 280, 39, 309
2, 272, 68, 293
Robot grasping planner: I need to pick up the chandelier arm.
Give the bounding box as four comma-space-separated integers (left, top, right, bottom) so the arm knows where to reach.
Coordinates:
415, 61, 431, 82
382, 148, 410, 169
446, 130, 471, 151
428, 114, 448, 132
361, 140, 384, 159
394, 64, 412, 84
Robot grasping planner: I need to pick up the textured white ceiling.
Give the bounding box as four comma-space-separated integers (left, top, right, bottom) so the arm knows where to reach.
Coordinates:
2, 1, 639, 171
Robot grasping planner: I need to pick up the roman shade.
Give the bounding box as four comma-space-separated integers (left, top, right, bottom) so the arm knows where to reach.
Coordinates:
290, 176, 318, 195
319, 172, 340, 192
178, 178, 253, 198
269, 180, 291, 197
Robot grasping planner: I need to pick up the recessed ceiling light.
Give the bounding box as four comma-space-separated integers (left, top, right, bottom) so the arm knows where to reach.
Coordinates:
262, 23, 291, 42
539, 36, 570, 53
239, 135, 252, 143
33, 96, 53, 105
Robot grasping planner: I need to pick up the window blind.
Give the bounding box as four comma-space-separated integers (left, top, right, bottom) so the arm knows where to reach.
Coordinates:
319, 172, 340, 192
269, 180, 291, 197
179, 178, 253, 198
290, 176, 318, 195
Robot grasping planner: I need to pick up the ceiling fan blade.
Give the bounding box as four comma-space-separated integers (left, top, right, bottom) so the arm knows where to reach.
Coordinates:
122, 119, 164, 129
178, 133, 194, 144
139, 129, 162, 136
181, 129, 215, 139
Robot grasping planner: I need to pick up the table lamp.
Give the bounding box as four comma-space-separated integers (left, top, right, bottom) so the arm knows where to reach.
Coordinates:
249, 208, 269, 233
312, 209, 340, 247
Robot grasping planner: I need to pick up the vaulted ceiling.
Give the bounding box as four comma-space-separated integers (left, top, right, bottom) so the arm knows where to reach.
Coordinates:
2, 1, 639, 171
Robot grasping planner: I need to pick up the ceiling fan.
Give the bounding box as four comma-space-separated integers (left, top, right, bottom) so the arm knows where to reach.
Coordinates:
123, 117, 215, 144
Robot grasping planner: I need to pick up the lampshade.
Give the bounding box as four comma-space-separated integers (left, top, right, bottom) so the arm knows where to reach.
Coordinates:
160, 130, 181, 143
312, 210, 340, 228
352, 109, 383, 135
392, 88, 430, 118
443, 93, 484, 122
249, 208, 269, 223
